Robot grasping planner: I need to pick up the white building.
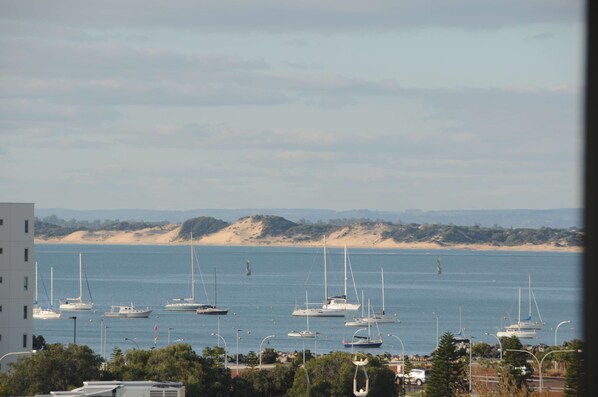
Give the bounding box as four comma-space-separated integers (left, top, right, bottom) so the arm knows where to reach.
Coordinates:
48, 381, 185, 397
0, 203, 35, 371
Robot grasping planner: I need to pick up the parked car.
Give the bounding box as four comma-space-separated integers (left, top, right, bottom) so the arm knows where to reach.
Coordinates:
395, 369, 430, 386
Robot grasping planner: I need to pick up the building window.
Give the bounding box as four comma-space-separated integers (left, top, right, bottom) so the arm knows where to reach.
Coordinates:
23, 334, 27, 348
0, 305, 2, 312
24, 276, 29, 291
24, 305, 28, 319
0, 276, 2, 283
24, 248, 28, 262
25, 219, 29, 233
0, 219, 3, 225
0, 247, 3, 254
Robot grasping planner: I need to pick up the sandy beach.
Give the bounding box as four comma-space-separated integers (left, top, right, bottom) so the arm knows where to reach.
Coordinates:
35, 220, 581, 253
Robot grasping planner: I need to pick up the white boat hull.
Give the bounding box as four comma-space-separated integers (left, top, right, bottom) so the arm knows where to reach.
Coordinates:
104, 305, 152, 318
292, 307, 345, 317
33, 309, 61, 319
288, 330, 320, 338
497, 329, 537, 339
165, 301, 203, 311
60, 300, 93, 311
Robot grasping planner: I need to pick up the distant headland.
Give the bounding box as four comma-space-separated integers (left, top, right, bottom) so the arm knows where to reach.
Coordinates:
34, 214, 582, 252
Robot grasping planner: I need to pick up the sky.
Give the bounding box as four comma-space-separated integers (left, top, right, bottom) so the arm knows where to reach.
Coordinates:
0, 1, 586, 212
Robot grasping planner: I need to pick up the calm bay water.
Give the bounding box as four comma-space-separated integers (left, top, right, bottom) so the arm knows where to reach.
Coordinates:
33, 244, 581, 358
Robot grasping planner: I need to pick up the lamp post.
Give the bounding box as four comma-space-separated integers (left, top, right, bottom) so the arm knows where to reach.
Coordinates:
301, 364, 310, 397
432, 312, 439, 349
485, 332, 503, 360
351, 328, 367, 354
211, 332, 228, 369
102, 325, 111, 359
236, 329, 242, 376
124, 337, 139, 349
259, 335, 275, 370
468, 335, 476, 393
69, 316, 77, 345
506, 348, 577, 391
168, 328, 174, 345
0, 350, 36, 368
387, 334, 405, 380
554, 320, 571, 346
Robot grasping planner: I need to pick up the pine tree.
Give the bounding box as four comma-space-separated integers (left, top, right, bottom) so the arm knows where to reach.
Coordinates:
425, 332, 466, 397
564, 339, 585, 397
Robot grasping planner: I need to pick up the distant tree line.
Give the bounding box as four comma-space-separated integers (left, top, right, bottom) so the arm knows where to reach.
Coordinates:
34, 214, 583, 247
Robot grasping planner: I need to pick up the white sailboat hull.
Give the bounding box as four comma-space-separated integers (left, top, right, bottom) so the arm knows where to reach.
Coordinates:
497, 328, 537, 339
323, 300, 360, 311
33, 308, 61, 319
60, 299, 93, 311
165, 299, 203, 311
292, 307, 346, 317
288, 330, 320, 338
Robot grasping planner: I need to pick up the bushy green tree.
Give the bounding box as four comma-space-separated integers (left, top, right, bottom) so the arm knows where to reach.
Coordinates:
0, 343, 103, 396
500, 336, 532, 392
425, 332, 466, 397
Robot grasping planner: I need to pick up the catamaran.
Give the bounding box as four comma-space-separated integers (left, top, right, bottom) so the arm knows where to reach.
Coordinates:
59, 253, 94, 311
165, 233, 203, 311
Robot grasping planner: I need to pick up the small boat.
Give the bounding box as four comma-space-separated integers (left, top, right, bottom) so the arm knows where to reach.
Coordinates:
197, 268, 228, 315
289, 291, 321, 338
503, 274, 544, 331
343, 300, 383, 348
59, 253, 94, 311
104, 304, 152, 318
344, 268, 398, 326
165, 233, 203, 311
33, 264, 61, 320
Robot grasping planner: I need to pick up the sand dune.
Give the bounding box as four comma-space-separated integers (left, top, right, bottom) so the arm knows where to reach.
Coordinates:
35, 218, 581, 253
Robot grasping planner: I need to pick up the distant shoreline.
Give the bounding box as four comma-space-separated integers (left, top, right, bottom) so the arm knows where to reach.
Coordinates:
34, 238, 581, 253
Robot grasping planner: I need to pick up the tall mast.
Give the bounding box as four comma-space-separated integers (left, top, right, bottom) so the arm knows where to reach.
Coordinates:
343, 245, 348, 299
214, 268, 217, 306
191, 232, 195, 302
305, 290, 310, 331
35, 261, 38, 304
50, 267, 54, 308
528, 273, 532, 319
78, 253, 83, 301
518, 288, 522, 324
381, 267, 385, 315
323, 235, 328, 302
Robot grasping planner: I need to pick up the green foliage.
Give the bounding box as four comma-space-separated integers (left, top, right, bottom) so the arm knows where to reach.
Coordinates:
232, 364, 295, 397
472, 341, 494, 358
426, 332, 466, 397
179, 217, 230, 239
0, 343, 103, 396
563, 339, 585, 397
287, 352, 396, 397
33, 334, 47, 351
246, 351, 258, 369
500, 336, 532, 391
260, 348, 278, 365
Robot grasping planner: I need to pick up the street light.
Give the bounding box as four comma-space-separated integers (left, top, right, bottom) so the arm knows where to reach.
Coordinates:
259, 335, 275, 370
506, 348, 578, 392
485, 332, 503, 360
236, 329, 242, 376
351, 328, 367, 354
301, 364, 310, 397
168, 328, 174, 345
69, 316, 77, 345
468, 335, 475, 393
387, 334, 405, 381
0, 350, 36, 370
432, 312, 439, 349
554, 320, 571, 346
211, 332, 228, 369
124, 337, 139, 349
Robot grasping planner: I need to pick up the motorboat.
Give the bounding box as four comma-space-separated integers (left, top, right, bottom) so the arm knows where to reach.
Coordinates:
104, 304, 152, 318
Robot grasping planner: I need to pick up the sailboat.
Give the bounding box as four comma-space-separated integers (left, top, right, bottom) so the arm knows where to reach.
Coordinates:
497, 286, 539, 339
322, 245, 361, 311
245, 259, 251, 276
33, 263, 61, 319
59, 253, 94, 311
165, 233, 203, 311
342, 300, 383, 348
197, 268, 228, 315
497, 274, 543, 339
345, 268, 397, 326
288, 291, 320, 338
292, 236, 346, 317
